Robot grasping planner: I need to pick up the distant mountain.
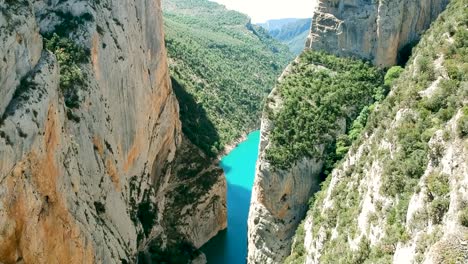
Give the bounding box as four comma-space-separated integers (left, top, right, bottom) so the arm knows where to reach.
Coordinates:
257, 18, 302, 31
258, 18, 312, 55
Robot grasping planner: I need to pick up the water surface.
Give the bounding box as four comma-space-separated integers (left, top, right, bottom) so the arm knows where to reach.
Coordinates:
201, 130, 260, 263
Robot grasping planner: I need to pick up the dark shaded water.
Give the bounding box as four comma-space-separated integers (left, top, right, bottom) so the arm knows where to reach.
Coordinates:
201, 130, 260, 264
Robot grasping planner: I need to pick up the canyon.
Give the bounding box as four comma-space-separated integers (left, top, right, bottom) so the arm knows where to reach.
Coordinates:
1, 0, 466, 263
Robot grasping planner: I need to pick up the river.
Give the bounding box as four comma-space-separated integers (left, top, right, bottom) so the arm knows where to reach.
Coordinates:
201, 130, 261, 264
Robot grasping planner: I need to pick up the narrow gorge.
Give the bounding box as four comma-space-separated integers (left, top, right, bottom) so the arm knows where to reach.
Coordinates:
1, 0, 466, 263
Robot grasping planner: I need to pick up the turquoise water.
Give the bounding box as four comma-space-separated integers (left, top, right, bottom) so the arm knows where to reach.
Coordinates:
201, 130, 261, 264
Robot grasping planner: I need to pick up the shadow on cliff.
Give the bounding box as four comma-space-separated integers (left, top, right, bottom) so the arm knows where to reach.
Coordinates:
171, 77, 220, 157
397, 40, 419, 66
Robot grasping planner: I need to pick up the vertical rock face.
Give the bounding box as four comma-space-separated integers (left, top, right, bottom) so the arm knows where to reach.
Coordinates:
0, 0, 226, 263
247, 120, 324, 263
248, 0, 453, 263
247, 67, 326, 263
306, 0, 449, 67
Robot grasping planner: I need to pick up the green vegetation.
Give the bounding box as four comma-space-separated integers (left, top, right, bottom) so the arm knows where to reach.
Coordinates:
45, 33, 89, 109
460, 209, 468, 227
138, 238, 200, 264
40, 10, 92, 114
286, 0, 467, 262
284, 221, 307, 264
265, 51, 384, 170
414, 228, 443, 263
457, 106, 468, 137
384, 66, 404, 89
163, 0, 292, 155
426, 171, 450, 223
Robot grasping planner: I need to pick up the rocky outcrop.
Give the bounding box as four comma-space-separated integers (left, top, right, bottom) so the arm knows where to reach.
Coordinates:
247, 122, 324, 263
0, 0, 225, 263
247, 65, 326, 263
247, 53, 365, 263
306, 0, 449, 67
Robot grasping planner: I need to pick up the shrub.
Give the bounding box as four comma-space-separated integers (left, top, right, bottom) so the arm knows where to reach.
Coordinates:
426, 172, 450, 198
285, 221, 307, 264
459, 207, 468, 227
457, 107, 468, 138
426, 172, 450, 224
429, 198, 450, 224
417, 56, 435, 81
44, 34, 89, 109
384, 66, 404, 87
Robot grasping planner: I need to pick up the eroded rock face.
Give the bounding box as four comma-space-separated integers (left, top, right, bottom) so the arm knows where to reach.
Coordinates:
306, 0, 449, 67
0, 1, 42, 115
247, 117, 323, 263
247, 66, 329, 263
0, 0, 226, 263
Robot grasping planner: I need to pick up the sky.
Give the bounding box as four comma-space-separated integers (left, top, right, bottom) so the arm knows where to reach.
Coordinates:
211, 0, 317, 23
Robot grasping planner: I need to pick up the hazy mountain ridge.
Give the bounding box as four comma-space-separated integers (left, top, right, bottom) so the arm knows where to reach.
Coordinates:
258, 18, 312, 55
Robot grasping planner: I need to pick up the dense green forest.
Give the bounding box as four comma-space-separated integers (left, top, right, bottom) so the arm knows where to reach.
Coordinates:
258, 18, 311, 55
162, 0, 293, 156
265, 51, 386, 171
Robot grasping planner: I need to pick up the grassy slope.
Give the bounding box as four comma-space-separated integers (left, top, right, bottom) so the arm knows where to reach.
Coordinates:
163, 0, 293, 156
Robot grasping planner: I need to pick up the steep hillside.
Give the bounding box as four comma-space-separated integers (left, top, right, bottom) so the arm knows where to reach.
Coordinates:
162, 0, 293, 155
288, 0, 468, 262
0, 0, 225, 263
247, 0, 456, 263
259, 18, 312, 55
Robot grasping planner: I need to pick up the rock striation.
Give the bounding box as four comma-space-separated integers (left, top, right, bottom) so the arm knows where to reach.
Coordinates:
306, 0, 449, 67
0, 0, 226, 263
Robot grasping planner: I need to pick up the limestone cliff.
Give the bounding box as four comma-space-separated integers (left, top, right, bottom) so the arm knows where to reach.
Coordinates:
247, 51, 382, 263
306, 0, 449, 67
248, 0, 457, 263
293, 1, 468, 262
247, 91, 325, 263
0, 0, 225, 263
